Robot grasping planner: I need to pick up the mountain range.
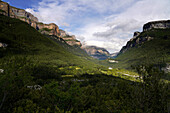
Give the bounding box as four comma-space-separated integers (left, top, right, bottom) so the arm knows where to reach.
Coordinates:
0, 1, 169, 113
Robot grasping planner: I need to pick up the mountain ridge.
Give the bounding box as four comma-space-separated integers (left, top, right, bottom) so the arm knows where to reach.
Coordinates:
116, 20, 170, 69
0, 1, 81, 46
119, 20, 170, 54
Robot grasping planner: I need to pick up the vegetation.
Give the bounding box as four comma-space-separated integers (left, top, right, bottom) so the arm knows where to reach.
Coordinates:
115, 29, 170, 69
0, 14, 169, 112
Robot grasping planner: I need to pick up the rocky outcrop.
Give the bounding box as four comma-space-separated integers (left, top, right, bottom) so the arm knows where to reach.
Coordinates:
37, 23, 60, 36
59, 30, 81, 46
0, 1, 82, 46
143, 20, 170, 31
0, 42, 8, 48
162, 63, 170, 73
82, 46, 110, 60
119, 31, 154, 53
59, 29, 68, 37
119, 20, 170, 54
0, 1, 60, 36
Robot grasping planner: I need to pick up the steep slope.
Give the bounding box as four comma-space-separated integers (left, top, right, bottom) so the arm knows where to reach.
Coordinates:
59, 29, 81, 46
115, 20, 170, 69
0, 1, 81, 46
82, 46, 110, 60
0, 12, 168, 113
0, 14, 99, 69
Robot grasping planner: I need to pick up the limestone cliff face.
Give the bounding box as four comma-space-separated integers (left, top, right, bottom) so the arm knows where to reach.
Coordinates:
143, 20, 170, 31
82, 46, 110, 60
119, 32, 153, 54
0, 1, 82, 46
119, 20, 170, 54
0, 1, 60, 37
37, 23, 60, 36
59, 29, 82, 46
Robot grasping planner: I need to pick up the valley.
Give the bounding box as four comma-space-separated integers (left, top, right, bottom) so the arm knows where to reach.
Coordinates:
0, 1, 169, 113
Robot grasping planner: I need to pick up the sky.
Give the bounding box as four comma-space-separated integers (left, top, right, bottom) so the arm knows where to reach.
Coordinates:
2, 0, 170, 53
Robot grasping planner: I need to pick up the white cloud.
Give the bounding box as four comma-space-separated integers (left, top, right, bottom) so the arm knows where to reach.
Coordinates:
26, 0, 170, 53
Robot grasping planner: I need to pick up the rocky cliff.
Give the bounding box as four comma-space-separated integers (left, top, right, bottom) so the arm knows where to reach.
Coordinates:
82, 46, 110, 60
143, 20, 170, 31
0, 1, 60, 36
59, 29, 81, 46
119, 20, 170, 54
37, 23, 60, 36
119, 32, 153, 53
0, 1, 81, 46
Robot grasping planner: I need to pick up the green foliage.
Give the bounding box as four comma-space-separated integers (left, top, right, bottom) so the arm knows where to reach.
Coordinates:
40, 28, 53, 32
115, 28, 170, 69
0, 14, 169, 113
133, 65, 169, 113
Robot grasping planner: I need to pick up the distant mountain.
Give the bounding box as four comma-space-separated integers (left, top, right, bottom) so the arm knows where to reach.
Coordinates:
116, 20, 170, 69
110, 52, 119, 58
82, 46, 110, 60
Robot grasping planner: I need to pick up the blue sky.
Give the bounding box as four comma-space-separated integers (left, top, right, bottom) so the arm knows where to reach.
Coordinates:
2, 0, 170, 53
2, 0, 40, 9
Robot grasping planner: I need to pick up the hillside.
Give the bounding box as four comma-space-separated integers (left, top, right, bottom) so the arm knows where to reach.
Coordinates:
82, 46, 110, 60
0, 1, 81, 46
0, 2, 169, 113
115, 21, 170, 69
0, 14, 103, 69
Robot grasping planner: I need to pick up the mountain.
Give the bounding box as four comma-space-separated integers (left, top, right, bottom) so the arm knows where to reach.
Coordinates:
82, 46, 110, 60
0, 2, 168, 113
0, 1, 81, 46
59, 29, 81, 46
0, 14, 100, 69
116, 20, 170, 69
110, 52, 119, 58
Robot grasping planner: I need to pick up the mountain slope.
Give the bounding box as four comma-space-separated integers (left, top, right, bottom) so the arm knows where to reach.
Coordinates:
0, 11, 168, 113
115, 24, 170, 69
0, 14, 101, 69
82, 46, 110, 60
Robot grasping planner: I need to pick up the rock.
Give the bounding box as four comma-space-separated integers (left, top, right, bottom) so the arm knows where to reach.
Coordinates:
130, 31, 141, 41
59, 30, 82, 46
143, 20, 170, 31
162, 64, 170, 73
0, 1, 82, 47
37, 23, 60, 36
0, 69, 4, 73
82, 46, 110, 60
27, 85, 42, 90
59, 29, 68, 37
119, 20, 170, 55
0, 1, 60, 37
0, 42, 8, 48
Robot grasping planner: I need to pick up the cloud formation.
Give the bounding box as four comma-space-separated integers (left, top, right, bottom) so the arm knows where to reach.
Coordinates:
26, 0, 170, 53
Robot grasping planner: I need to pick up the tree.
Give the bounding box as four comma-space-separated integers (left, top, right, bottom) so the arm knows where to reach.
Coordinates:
134, 65, 168, 113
